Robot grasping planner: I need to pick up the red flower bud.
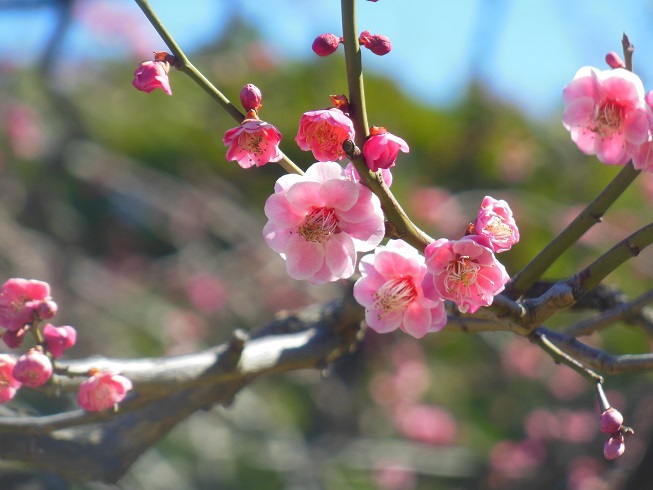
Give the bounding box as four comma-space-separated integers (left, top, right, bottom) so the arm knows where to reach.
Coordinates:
359, 30, 392, 56
600, 408, 624, 434
312, 33, 342, 57
239, 84, 263, 112
605, 52, 626, 69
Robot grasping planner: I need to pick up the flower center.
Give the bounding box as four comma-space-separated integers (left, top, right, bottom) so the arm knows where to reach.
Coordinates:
483, 216, 513, 242
308, 122, 344, 156
298, 207, 339, 244
372, 277, 417, 314
440, 254, 483, 302
592, 101, 623, 136
239, 131, 265, 155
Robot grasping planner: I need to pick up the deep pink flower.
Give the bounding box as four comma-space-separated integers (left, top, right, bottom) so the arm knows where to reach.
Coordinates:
132, 60, 172, 95
473, 196, 520, 253
562, 66, 650, 165
43, 323, 77, 358
239, 83, 262, 112
344, 162, 393, 187
0, 278, 54, 331
295, 108, 355, 162
13, 348, 52, 388
604, 434, 625, 460
600, 408, 624, 434
0, 354, 21, 402
422, 236, 510, 314
263, 161, 385, 284
223, 116, 283, 168
359, 30, 392, 56
362, 126, 409, 172
312, 33, 342, 57
354, 240, 446, 338
2, 326, 27, 349
78, 369, 133, 412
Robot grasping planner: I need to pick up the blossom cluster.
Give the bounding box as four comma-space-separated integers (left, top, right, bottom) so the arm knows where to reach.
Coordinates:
0, 278, 132, 411
563, 64, 653, 172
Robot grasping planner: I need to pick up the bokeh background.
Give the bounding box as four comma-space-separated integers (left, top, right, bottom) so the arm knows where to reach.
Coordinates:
1, 1, 653, 489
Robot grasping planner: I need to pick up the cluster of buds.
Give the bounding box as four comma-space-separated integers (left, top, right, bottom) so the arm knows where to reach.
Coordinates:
0, 278, 131, 412
600, 407, 632, 460
310, 29, 391, 57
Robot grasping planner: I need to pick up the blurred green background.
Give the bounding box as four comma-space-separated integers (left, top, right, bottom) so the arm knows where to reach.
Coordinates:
0, 1, 653, 489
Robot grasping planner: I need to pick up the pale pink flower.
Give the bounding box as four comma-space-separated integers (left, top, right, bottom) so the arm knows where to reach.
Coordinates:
78, 369, 133, 412
223, 117, 283, 168
422, 236, 509, 314
354, 240, 446, 338
562, 66, 650, 165
600, 408, 624, 434
0, 354, 21, 402
263, 161, 385, 284
393, 404, 457, 445
43, 324, 77, 358
472, 196, 519, 253
0, 278, 54, 331
295, 108, 355, 161
344, 162, 393, 187
362, 126, 409, 171
13, 348, 52, 388
604, 434, 625, 460
132, 60, 172, 95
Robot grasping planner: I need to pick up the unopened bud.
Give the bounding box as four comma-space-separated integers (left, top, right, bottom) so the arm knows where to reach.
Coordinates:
605, 52, 626, 69
312, 33, 342, 57
239, 84, 262, 112
600, 408, 624, 434
604, 434, 625, 460
13, 347, 52, 388
359, 30, 392, 56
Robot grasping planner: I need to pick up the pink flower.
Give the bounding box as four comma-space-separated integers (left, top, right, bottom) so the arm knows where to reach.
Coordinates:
132, 60, 172, 95
472, 196, 520, 253
0, 354, 21, 402
562, 66, 650, 165
43, 324, 77, 358
13, 348, 52, 388
344, 162, 393, 187
359, 30, 392, 56
296, 108, 355, 162
422, 236, 510, 314
312, 33, 342, 57
223, 116, 283, 168
0, 278, 54, 331
630, 91, 653, 173
263, 161, 385, 284
78, 369, 133, 412
362, 126, 409, 172
354, 240, 446, 338
604, 434, 625, 460
239, 83, 262, 112
600, 408, 624, 434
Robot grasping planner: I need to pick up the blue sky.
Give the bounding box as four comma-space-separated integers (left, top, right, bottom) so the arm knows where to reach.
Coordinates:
3, 0, 653, 120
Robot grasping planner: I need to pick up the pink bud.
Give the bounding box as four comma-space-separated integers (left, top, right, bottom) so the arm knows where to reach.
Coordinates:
605, 52, 626, 69
2, 326, 27, 349
37, 299, 58, 320
13, 348, 52, 388
600, 408, 624, 434
239, 83, 263, 112
132, 60, 172, 95
359, 30, 392, 56
312, 33, 342, 57
604, 434, 625, 460
43, 323, 77, 358
78, 369, 133, 412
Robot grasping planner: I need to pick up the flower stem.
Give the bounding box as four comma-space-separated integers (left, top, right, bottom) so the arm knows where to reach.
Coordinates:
134, 0, 303, 175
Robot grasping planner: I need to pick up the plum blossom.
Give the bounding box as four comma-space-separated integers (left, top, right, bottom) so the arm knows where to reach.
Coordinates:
630, 90, 653, 173
354, 240, 446, 338
0, 354, 20, 402
472, 196, 519, 253
223, 112, 283, 168
344, 162, 393, 187
296, 108, 355, 161
0, 278, 56, 331
363, 126, 409, 172
13, 348, 52, 388
562, 66, 651, 165
422, 236, 509, 314
43, 324, 77, 358
132, 60, 172, 95
78, 369, 133, 412
263, 161, 385, 284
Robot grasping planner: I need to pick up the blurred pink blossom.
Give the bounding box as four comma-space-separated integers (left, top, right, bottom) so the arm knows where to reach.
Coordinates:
489, 439, 546, 480
558, 409, 598, 443
362, 126, 409, 172
295, 108, 355, 161
263, 162, 384, 284
43, 324, 77, 358
407, 187, 464, 236
0, 354, 20, 402
545, 365, 588, 400
563, 66, 650, 165
393, 404, 457, 445
422, 236, 509, 314
0, 278, 54, 331
354, 240, 447, 338
13, 348, 52, 388
223, 116, 283, 168
372, 461, 416, 490
78, 369, 133, 412
184, 273, 228, 314
3, 104, 44, 160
